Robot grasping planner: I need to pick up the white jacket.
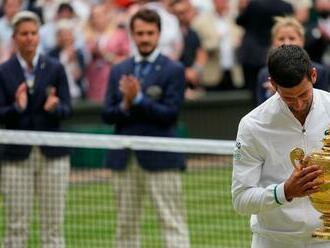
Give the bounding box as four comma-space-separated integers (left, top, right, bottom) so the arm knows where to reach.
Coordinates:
232, 89, 330, 244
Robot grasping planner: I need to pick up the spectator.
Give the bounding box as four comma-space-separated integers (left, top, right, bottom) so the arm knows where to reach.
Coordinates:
102, 0, 125, 20
39, 1, 85, 54
0, 11, 71, 247
236, 0, 293, 103
283, 0, 313, 23
232, 44, 330, 248
22, 0, 44, 23
49, 19, 86, 100
0, 0, 22, 62
83, 4, 130, 102
35, 0, 90, 23
192, 0, 243, 90
256, 16, 329, 104
102, 8, 189, 248
305, 0, 330, 65
170, 0, 208, 99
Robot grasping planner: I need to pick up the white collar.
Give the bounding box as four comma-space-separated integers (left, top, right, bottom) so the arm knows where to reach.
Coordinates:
134, 48, 160, 64
16, 50, 40, 71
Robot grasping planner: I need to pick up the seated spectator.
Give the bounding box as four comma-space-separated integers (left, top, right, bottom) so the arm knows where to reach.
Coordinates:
256, 16, 329, 104
36, 0, 91, 23
192, 0, 244, 90
305, 0, 330, 65
236, 0, 293, 103
170, 0, 208, 100
83, 4, 130, 102
39, 1, 85, 54
48, 20, 86, 100
0, 0, 22, 62
283, 0, 313, 23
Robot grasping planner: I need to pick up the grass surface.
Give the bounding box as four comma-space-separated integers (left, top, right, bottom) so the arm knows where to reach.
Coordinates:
0, 167, 251, 247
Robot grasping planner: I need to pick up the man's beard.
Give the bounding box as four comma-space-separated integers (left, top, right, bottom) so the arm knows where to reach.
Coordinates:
289, 100, 312, 121
138, 44, 156, 57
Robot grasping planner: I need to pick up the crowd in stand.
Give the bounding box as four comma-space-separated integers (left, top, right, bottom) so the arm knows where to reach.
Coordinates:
0, 0, 329, 104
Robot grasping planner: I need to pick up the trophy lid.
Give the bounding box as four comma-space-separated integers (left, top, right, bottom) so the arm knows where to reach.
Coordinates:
322, 129, 330, 152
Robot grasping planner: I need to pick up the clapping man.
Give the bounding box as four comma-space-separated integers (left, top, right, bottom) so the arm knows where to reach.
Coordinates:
102, 8, 189, 248
0, 11, 71, 248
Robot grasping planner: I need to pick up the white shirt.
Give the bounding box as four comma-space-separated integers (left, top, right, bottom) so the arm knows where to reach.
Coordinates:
232, 89, 330, 245
0, 16, 13, 62
215, 15, 234, 69
58, 51, 81, 99
191, 0, 214, 12
134, 48, 160, 64
0, 17, 13, 46
131, 48, 160, 104
17, 51, 40, 94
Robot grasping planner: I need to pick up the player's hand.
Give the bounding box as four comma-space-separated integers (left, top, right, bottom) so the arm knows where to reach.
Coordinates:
284, 162, 324, 201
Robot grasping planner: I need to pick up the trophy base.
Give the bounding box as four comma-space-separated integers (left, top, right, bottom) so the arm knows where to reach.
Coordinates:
312, 228, 330, 240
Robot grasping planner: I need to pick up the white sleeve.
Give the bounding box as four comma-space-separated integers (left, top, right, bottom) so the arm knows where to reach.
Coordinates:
231, 119, 290, 215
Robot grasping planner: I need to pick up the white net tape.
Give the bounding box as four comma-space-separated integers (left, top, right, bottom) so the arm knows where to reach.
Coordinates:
0, 129, 235, 155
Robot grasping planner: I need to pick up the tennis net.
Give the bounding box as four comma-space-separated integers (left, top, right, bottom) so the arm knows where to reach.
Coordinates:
0, 129, 250, 248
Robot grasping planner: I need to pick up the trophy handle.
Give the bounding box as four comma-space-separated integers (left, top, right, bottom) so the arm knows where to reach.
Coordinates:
290, 147, 305, 169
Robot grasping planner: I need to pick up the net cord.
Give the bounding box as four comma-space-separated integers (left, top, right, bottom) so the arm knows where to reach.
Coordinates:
0, 129, 235, 155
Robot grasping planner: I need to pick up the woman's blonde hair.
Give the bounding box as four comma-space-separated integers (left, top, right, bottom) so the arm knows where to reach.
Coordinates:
271, 16, 305, 41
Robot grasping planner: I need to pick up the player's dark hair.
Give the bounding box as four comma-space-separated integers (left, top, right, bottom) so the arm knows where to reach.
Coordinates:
267, 45, 312, 88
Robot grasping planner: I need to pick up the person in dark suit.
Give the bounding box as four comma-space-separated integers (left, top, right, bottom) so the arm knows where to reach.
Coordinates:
236, 0, 293, 103
0, 11, 71, 247
256, 16, 329, 105
102, 9, 190, 248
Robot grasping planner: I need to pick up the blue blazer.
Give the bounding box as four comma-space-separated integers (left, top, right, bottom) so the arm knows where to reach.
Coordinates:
102, 54, 186, 171
0, 54, 72, 160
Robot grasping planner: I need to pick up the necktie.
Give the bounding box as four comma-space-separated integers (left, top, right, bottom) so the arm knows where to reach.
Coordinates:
136, 61, 151, 83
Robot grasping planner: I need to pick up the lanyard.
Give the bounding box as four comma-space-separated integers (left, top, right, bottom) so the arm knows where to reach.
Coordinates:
24, 68, 36, 94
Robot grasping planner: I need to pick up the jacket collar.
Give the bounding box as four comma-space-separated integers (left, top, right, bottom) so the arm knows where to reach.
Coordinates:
16, 50, 41, 72
134, 48, 161, 64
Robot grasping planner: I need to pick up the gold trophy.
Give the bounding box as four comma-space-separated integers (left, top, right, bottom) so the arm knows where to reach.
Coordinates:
290, 130, 330, 239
